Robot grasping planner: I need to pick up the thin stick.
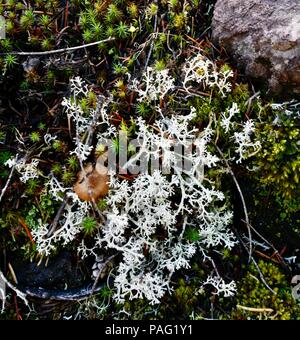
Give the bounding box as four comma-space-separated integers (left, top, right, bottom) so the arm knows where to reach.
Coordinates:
237, 305, 273, 313
234, 228, 276, 295
251, 256, 276, 294
0, 156, 17, 203
242, 219, 283, 263
246, 91, 261, 117
0, 270, 28, 313
18, 218, 35, 245
0, 38, 115, 56
8, 263, 18, 285
215, 146, 253, 262
46, 196, 69, 238
144, 0, 158, 70
21, 283, 105, 301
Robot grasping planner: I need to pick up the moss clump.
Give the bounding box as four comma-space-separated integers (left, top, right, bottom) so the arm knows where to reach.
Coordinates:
171, 278, 199, 317
232, 261, 300, 320
255, 106, 300, 213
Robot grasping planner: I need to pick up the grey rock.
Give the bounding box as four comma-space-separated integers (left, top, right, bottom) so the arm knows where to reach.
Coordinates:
212, 0, 300, 96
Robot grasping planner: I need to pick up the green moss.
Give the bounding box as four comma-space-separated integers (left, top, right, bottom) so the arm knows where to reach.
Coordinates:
172, 278, 199, 316
20, 10, 35, 30
81, 217, 98, 235
255, 107, 300, 212
29, 131, 41, 143
232, 261, 300, 320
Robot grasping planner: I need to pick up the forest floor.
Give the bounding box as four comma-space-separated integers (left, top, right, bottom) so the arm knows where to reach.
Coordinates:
0, 0, 299, 320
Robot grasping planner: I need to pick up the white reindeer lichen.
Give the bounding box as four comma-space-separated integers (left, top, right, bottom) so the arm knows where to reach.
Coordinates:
129, 67, 175, 103
76, 107, 237, 305
5, 157, 40, 183
8, 55, 260, 305
221, 102, 240, 133
32, 189, 91, 256
183, 54, 234, 96
203, 276, 237, 297
62, 77, 111, 161
234, 120, 261, 163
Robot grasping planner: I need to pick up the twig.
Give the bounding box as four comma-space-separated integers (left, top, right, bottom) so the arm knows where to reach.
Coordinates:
8, 263, 18, 284
13, 294, 22, 320
18, 218, 35, 245
234, 229, 276, 295
144, 0, 158, 70
0, 156, 17, 204
85, 95, 104, 147
20, 283, 105, 301
242, 219, 284, 264
46, 196, 69, 238
215, 146, 253, 262
251, 257, 276, 295
185, 35, 204, 48
0, 37, 115, 56
0, 270, 28, 313
254, 250, 280, 264
237, 305, 273, 313
246, 91, 261, 117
